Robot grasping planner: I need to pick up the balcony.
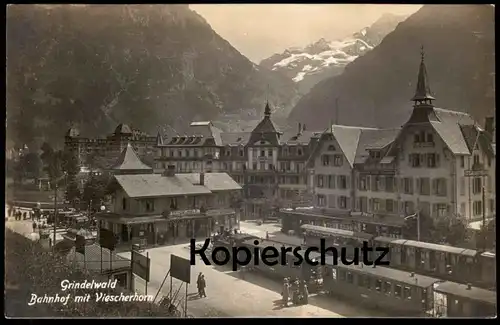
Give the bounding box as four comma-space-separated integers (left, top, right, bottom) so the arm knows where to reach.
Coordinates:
413, 142, 435, 148
465, 163, 487, 177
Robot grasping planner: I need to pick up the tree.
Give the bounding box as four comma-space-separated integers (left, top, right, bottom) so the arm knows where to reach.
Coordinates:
40, 142, 54, 167
433, 214, 470, 246
65, 179, 81, 207
60, 150, 80, 178
40, 143, 64, 184
20, 152, 43, 181
82, 174, 110, 209
476, 218, 496, 250
402, 211, 435, 242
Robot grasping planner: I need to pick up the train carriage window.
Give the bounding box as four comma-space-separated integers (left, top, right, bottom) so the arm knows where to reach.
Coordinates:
375, 279, 382, 292
429, 251, 436, 270
346, 272, 354, 284
403, 286, 412, 300
401, 248, 407, 264
394, 284, 402, 298
339, 270, 346, 281
383, 281, 392, 295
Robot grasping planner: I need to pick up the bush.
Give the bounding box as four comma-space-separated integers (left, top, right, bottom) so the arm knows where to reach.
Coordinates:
5, 229, 177, 317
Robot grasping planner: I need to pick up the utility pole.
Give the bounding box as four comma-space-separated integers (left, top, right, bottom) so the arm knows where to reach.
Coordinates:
53, 183, 58, 247
482, 184, 486, 251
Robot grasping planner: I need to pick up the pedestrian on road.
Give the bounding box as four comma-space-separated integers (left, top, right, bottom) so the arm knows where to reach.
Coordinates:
266, 231, 269, 240
32, 221, 37, 233
197, 272, 203, 297
281, 278, 290, 307
199, 274, 207, 298
8, 207, 12, 217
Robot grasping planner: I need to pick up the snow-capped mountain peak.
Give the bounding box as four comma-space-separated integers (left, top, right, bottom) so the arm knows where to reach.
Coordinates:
260, 13, 408, 94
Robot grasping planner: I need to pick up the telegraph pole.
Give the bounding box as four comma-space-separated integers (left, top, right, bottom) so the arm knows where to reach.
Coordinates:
482, 184, 487, 251
53, 183, 58, 247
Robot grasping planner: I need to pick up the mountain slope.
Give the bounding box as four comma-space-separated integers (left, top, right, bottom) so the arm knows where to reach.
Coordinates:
288, 5, 495, 129
260, 13, 408, 94
6, 5, 299, 148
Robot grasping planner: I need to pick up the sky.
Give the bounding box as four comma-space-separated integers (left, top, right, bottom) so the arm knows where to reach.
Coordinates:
190, 4, 422, 63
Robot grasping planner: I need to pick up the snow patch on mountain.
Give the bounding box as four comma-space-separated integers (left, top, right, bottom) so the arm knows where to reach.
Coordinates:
272, 38, 372, 81
260, 13, 409, 94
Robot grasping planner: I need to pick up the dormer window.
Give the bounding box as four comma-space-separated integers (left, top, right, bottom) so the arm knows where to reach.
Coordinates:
327, 145, 336, 151
414, 134, 420, 143
427, 133, 434, 143
297, 147, 303, 156
370, 151, 381, 159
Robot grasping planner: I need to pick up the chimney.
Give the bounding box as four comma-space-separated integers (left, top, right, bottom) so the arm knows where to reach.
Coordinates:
484, 117, 494, 135
298, 123, 302, 135
200, 172, 205, 186
162, 165, 176, 177
466, 283, 472, 290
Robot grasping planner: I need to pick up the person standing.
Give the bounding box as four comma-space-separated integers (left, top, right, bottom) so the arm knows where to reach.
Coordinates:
199, 274, 207, 298
32, 221, 37, 233
266, 231, 269, 240
197, 272, 203, 297
299, 280, 309, 305
282, 278, 290, 307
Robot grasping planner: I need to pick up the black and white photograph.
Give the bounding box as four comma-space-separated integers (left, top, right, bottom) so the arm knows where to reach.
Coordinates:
5, 4, 496, 318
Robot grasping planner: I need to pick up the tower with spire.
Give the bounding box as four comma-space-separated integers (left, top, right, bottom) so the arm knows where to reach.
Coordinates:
406, 46, 440, 124
248, 100, 280, 146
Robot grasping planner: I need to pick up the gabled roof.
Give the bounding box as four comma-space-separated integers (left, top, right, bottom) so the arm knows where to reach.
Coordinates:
355, 128, 400, 164
188, 121, 223, 146
459, 124, 495, 159
111, 143, 152, 171
429, 108, 475, 155
177, 173, 242, 191
114, 174, 211, 198
251, 116, 278, 134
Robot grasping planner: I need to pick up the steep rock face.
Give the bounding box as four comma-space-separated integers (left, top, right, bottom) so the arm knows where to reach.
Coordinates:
288, 5, 495, 129
7, 5, 299, 148
260, 13, 407, 94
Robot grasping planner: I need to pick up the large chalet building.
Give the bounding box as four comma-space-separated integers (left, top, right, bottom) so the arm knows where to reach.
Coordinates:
154, 105, 318, 220
64, 123, 157, 169
96, 144, 241, 247
281, 52, 496, 238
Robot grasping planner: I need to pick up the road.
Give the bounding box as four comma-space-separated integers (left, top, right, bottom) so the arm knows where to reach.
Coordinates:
119, 239, 388, 317
239, 220, 303, 245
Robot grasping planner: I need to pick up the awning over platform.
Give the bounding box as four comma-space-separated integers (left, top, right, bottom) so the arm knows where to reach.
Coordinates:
95, 212, 214, 225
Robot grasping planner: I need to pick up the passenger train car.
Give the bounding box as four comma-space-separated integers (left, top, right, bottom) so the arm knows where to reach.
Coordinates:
215, 236, 496, 317
433, 281, 496, 317
301, 224, 495, 289
320, 257, 496, 317
236, 238, 323, 292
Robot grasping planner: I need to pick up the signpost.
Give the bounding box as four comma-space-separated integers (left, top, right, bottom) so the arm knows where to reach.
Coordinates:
99, 228, 117, 275
132, 249, 151, 295
170, 255, 191, 317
